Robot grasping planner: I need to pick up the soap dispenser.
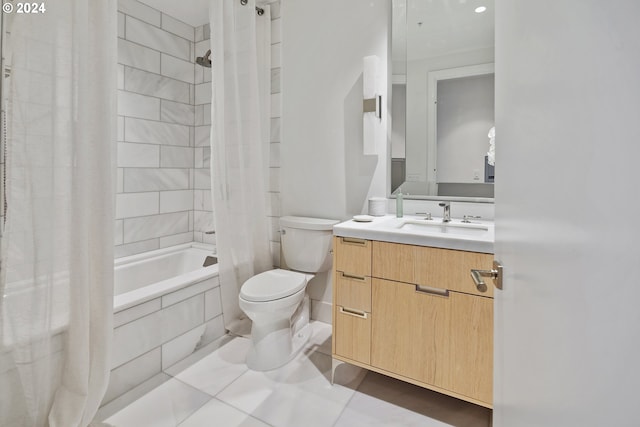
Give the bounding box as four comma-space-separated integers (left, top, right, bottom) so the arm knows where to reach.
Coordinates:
396, 187, 403, 218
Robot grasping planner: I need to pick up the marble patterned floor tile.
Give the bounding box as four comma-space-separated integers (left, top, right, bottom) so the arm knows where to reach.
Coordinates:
104, 378, 211, 427
178, 398, 269, 427
216, 348, 366, 427
169, 337, 251, 397
334, 371, 492, 427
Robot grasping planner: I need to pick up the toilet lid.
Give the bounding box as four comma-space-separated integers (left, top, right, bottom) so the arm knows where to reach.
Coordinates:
240, 269, 308, 302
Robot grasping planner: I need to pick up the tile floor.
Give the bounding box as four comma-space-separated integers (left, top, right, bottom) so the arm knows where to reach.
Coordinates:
99, 322, 491, 427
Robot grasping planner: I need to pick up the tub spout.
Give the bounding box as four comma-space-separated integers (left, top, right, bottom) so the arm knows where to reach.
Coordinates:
203, 256, 218, 267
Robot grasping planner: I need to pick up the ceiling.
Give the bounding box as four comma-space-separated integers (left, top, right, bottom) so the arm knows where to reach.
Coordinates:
138, 0, 210, 27
393, 0, 494, 63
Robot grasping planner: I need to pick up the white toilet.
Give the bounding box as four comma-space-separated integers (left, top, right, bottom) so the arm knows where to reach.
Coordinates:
239, 215, 339, 371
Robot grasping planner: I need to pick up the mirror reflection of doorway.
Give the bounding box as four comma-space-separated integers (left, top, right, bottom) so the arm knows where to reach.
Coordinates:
436, 73, 495, 184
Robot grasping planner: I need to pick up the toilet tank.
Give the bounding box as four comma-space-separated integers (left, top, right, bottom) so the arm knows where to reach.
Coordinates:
280, 216, 339, 273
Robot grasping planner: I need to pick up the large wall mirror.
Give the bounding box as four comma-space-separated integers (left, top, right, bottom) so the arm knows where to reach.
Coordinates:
391, 0, 495, 201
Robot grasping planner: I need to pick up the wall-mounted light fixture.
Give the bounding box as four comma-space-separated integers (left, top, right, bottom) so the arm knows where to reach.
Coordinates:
363, 55, 381, 155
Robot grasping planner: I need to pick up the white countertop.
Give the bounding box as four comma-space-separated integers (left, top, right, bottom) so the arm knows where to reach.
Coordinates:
333, 214, 494, 254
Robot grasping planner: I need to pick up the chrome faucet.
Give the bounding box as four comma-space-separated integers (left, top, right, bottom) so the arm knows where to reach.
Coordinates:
439, 202, 451, 223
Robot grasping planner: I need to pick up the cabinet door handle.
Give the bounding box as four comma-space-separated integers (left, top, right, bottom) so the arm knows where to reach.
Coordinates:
415, 285, 449, 297
341, 237, 367, 246
341, 272, 366, 282
471, 260, 503, 291
339, 307, 368, 319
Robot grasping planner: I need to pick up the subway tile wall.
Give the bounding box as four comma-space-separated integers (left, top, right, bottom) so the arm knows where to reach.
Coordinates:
192, 22, 214, 246
116, 0, 282, 265
116, 0, 200, 258
269, 3, 283, 267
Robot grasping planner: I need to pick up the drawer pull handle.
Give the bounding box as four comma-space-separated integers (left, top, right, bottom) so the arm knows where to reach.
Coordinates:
341, 237, 367, 246
341, 272, 366, 281
339, 307, 368, 319
415, 285, 449, 297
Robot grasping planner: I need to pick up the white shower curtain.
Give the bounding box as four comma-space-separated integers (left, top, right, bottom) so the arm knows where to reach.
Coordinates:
0, 1, 116, 426
209, 0, 273, 334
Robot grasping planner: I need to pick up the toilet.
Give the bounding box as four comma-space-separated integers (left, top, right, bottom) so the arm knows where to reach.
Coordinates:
239, 215, 339, 371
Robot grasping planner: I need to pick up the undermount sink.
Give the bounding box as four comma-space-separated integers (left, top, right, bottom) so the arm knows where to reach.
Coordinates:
397, 219, 489, 237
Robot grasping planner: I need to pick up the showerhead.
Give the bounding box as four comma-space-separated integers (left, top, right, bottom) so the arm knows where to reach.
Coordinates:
196, 49, 212, 68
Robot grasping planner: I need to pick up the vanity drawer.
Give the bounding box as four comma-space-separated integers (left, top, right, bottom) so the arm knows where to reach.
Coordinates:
335, 236, 372, 276
372, 241, 494, 297
415, 246, 494, 297
334, 306, 371, 364
335, 271, 371, 312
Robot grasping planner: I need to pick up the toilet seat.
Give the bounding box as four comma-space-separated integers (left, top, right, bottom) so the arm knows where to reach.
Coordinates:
240, 269, 308, 302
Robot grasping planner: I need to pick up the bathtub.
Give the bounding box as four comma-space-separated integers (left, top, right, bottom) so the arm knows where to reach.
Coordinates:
114, 243, 219, 312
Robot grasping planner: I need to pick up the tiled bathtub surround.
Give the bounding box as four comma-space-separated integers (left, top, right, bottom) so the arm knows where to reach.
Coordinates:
116, 0, 214, 258
193, 23, 214, 246
268, 4, 283, 268
105, 272, 225, 406
116, 0, 282, 267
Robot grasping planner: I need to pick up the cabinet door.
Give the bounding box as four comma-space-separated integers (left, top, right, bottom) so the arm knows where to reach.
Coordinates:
446, 292, 493, 404
371, 278, 450, 388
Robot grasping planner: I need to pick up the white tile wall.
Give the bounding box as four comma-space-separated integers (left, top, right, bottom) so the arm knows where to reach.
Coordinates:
194, 82, 211, 105
124, 66, 190, 103
116, 2, 280, 264
104, 276, 225, 405
118, 0, 161, 27
123, 168, 189, 192
117, 90, 160, 120
159, 190, 194, 214
126, 16, 191, 61
194, 126, 210, 147
116, 192, 159, 219
118, 39, 160, 74
159, 232, 194, 248
161, 100, 194, 126
160, 146, 193, 168
104, 348, 162, 404
123, 212, 189, 243
204, 287, 223, 321
117, 142, 159, 168
115, 239, 160, 259
125, 117, 189, 146
161, 54, 195, 84
114, 298, 162, 328
161, 14, 194, 42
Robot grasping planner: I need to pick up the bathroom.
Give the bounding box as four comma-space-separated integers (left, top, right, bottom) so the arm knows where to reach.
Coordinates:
2, 0, 640, 426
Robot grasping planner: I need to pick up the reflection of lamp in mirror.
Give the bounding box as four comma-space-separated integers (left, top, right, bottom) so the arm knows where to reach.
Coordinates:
487, 126, 495, 166
363, 55, 381, 155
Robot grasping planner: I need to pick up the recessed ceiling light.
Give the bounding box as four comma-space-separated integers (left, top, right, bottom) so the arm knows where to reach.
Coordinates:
475, 6, 487, 13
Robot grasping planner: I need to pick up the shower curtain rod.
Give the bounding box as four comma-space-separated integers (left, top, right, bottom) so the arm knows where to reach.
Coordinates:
239, 0, 266, 16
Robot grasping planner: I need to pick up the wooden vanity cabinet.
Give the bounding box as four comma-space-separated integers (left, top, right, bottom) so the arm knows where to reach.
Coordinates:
332, 237, 494, 408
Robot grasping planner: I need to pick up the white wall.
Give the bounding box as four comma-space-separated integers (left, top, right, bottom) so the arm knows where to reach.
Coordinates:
281, 0, 389, 220
281, 0, 389, 320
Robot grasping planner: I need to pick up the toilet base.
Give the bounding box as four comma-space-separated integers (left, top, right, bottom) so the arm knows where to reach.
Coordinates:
246, 295, 311, 371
